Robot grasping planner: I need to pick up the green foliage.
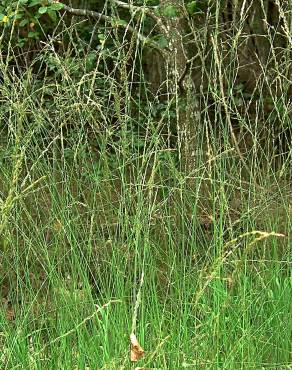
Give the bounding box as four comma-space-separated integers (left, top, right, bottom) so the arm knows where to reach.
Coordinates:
186, 1, 197, 15
154, 3, 180, 18
162, 4, 179, 18
184, 0, 209, 14
0, 0, 64, 44
149, 34, 169, 48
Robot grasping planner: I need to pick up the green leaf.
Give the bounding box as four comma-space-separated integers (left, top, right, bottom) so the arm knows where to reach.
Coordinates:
28, 30, 39, 38
14, 12, 25, 20
186, 1, 197, 15
112, 18, 128, 27
47, 9, 57, 22
38, 6, 48, 14
156, 34, 168, 48
18, 18, 29, 27
49, 2, 64, 11
162, 5, 178, 18
98, 33, 105, 41
28, 0, 43, 6
16, 38, 26, 47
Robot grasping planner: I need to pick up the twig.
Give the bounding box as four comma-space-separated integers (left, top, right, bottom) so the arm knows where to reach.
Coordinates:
111, 0, 167, 33
211, 34, 253, 176
60, 3, 149, 44
61, 4, 108, 21
111, 0, 158, 12
178, 54, 197, 91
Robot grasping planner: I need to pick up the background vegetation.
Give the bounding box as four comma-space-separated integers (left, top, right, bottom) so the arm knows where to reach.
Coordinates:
0, 0, 291, 368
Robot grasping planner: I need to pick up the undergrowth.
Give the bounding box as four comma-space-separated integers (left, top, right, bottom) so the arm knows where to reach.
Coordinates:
0, 2, 291, 369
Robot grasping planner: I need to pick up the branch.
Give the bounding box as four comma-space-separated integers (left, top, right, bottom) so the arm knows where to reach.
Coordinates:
111, 0, 167, 33
61, 4, 108, 21
178, 55, 197, 91
59, 2, 167, 49
60, 3, 149, 44
111, 0, 158, 12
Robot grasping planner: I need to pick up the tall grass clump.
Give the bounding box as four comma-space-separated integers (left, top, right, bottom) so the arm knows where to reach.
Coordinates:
0, 1, 291, 368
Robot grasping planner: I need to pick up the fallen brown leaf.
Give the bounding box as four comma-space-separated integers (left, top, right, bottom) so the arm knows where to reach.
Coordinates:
130, 333, 145, 362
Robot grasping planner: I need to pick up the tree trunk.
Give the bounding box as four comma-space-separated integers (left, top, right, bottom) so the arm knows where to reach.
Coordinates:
144, 0, 291, 172
145, 0, 199, 173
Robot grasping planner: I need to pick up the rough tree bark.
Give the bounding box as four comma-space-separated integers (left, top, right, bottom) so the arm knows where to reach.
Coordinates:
160, 0, 198, 173
143, 0, 199, 174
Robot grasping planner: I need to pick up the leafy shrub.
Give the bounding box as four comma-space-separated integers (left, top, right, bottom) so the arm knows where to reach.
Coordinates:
0, 0, 64, 47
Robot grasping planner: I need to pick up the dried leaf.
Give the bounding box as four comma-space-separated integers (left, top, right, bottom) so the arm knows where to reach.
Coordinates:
130, 333, 145, 362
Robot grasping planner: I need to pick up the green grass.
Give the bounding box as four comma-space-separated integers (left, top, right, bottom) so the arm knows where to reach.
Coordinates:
0, 4, 292, 369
